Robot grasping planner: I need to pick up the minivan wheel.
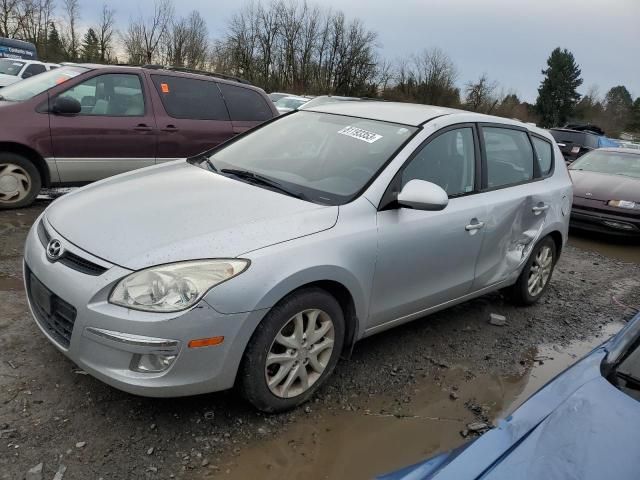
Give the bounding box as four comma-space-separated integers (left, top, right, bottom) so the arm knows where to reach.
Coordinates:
240, 288, 345, 413
507, 236, 557, 306
0, 153, 41, 209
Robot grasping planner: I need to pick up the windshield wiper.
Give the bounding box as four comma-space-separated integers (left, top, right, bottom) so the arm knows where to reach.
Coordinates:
221, 168, 307, 201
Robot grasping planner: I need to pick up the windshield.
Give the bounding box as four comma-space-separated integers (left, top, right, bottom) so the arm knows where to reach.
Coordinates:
0, 65, 87, 101
275, 97, 308, 110
203, 111, 417, 205
570, 150, 640, 179
0, 59, 25, 76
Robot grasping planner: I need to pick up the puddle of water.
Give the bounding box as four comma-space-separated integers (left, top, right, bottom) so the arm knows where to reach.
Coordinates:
569, 230, 640, 264
218, 323, 624, 480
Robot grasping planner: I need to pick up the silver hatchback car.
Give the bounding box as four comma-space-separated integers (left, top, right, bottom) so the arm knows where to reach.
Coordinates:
24, 102, 572, 412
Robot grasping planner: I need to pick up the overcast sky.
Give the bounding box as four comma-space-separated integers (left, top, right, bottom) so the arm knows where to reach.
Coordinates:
80, 0, 639, 102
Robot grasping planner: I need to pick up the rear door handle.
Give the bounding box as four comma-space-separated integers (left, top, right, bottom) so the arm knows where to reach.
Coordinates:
465, 221, 485, 231
134, 124, 153, 132
532, 204, 550, 214
161, 125, 179, 133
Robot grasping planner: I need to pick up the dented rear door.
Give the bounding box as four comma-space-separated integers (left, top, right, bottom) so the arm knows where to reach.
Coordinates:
471, 124, 554, 290
472, 182, 553, 289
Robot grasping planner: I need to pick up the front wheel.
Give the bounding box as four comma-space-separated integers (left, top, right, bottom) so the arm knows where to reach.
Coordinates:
240, 288, 345, 412
0, 153, 41, 209
507, 236, 557, 305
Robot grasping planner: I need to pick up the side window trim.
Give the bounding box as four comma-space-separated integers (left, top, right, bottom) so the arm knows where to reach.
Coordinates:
477, 122, 540, 192
56, 72, 148, 117
378, 122, 481, 211
529, 132, 556, 179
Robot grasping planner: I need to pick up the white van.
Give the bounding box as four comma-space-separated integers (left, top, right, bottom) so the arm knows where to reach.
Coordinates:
0, 58, 59, 88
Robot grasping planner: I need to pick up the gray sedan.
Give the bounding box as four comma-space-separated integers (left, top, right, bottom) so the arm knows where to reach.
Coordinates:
24, 102, 572, 412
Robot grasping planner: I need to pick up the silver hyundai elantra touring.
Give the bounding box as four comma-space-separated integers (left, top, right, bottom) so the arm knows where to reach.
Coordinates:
24, 102, 572, 412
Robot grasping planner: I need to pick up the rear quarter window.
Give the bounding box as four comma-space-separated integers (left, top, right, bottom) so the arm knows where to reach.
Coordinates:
151, 74, 229, 121
532, 137, 553, 175
218, 83, 273, 122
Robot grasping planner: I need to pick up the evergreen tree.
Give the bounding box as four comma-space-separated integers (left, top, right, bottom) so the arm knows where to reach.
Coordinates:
81, 28, 100, 63
535, 48, 583, 128
47, 23, 66, 63
626, 98, 640, 133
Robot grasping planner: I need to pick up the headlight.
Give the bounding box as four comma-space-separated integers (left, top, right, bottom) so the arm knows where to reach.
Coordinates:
109, 259, 249, 312
608, 200, 638, 210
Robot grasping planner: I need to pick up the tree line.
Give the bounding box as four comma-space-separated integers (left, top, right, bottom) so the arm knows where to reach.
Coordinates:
1, 0, 638, 137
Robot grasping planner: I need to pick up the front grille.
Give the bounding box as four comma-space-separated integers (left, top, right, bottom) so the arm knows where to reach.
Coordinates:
26, 267, 77, 349
37, 219, 108, 276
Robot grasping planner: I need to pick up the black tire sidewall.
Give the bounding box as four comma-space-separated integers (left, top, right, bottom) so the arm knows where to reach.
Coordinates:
0, 153, 41, 209
240, 288, 345, 413
517, 237, 557, 304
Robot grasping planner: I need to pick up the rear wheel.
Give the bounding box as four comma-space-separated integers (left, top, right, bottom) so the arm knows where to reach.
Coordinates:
240, 288, 345, 412
0, 153, 41, 209
507, 236, 557, 305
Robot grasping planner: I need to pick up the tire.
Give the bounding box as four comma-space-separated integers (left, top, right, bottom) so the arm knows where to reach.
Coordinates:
507, 236, 557, 306
240, 287, 345, 413
0, 153, 41, 209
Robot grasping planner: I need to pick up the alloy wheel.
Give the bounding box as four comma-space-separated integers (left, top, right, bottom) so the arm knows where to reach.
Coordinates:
0, 163, 31, 204
528, 245, 553, 297
265, 309, 335, 399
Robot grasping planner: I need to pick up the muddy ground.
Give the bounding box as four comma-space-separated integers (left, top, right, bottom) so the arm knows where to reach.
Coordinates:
1, 198, 639, 480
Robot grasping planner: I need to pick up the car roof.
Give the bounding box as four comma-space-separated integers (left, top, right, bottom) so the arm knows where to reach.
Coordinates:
67, 63, 265, 92
303, 100, 537, 128
550, 127, 598, 136
597, 147, 640, 156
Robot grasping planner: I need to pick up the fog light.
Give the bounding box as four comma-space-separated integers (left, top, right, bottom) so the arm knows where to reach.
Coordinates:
130, 353, 177, 373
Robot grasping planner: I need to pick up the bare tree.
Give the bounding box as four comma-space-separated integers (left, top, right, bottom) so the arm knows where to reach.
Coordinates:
122, 0, 173, 64
15, 0, 54, 57
61, 0, 80, 60
464, 73, 499, 113
96, 3, 115, 63
0, 0, 20, 37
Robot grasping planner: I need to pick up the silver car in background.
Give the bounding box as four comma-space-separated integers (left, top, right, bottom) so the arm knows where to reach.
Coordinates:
24, 102, 572, 412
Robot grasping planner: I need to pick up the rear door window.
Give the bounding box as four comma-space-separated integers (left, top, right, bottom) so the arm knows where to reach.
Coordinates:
218, 83, 272, 121
151, 75, 229, 121
532, 137, 553, 175
482, 127, 534, 188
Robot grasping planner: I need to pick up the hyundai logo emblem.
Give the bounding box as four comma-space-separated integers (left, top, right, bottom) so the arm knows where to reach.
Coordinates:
46, 239, 64, 261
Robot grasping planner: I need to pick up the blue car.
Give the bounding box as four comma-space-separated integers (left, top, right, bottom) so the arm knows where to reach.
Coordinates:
380, 313, 640, 480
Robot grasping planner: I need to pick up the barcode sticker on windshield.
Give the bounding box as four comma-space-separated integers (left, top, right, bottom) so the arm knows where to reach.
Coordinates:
338, 126, 383, 143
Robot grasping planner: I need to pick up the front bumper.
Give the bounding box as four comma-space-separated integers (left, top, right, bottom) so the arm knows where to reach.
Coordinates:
570, 207, 640, 236
24, 216, 267, 397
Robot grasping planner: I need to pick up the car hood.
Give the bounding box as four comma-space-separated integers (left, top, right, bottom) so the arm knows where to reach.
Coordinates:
0, 73, 19, 87
45, 161, 338, 270
570, 170, 640, 202
379, 313, 640, 480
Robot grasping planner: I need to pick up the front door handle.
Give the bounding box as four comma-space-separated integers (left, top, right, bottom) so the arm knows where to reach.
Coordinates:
532, 204, 550, 214
134, 124, 153, 132
465, 220, 485, 231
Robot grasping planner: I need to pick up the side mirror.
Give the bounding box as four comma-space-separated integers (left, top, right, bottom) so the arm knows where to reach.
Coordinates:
397, 179, 448, 211
51, 96, 81, 115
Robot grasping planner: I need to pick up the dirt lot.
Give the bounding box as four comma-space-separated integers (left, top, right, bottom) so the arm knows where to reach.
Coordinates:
1, 198, 639, 480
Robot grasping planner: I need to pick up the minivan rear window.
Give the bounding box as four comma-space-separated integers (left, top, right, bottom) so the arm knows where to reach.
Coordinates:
151, 75, 229, 121
218, 83, 273, 122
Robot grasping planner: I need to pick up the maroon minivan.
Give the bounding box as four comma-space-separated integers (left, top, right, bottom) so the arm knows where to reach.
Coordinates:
0, 64, 278, 208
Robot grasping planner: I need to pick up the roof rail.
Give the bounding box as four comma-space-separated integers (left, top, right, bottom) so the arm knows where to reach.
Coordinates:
142, 64, 252, 85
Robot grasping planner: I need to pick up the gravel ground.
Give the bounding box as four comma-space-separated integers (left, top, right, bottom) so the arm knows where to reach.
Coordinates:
1, 200, 639, 479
